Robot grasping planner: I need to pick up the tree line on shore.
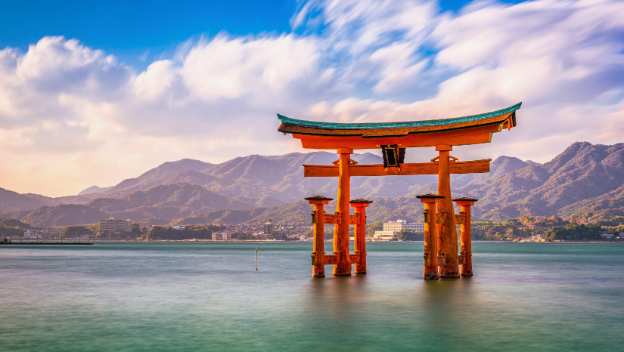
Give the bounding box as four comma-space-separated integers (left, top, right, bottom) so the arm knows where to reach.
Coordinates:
2, 216, 623, 242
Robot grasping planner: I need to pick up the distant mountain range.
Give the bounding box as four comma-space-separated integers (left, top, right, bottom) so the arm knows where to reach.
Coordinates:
1, 141, 622, 227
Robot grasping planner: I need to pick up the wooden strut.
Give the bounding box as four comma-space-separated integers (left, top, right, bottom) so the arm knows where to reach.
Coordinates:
304, 159, 490, 177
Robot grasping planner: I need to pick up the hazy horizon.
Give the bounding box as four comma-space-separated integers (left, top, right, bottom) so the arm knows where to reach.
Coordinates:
1, 0, 623, 196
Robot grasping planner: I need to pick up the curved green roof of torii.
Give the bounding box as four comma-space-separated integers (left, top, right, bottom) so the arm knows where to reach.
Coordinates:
277, 102, 521, 131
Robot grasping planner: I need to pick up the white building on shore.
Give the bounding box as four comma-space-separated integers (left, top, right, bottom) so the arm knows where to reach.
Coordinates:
211, 232, 231, 241
99, 218, 132, 238
373, 220, 424, 241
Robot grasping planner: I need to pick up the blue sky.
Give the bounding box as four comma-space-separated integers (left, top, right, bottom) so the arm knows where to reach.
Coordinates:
0, 0, 523, 63
0, 0, 622, 196
0, 1, 296, 62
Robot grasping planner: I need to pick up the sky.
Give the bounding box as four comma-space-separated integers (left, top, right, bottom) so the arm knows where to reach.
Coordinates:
0, 0, 622, 196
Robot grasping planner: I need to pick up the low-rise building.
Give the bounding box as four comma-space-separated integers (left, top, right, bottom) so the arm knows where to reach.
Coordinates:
99, 218, 132, 239
383, 219, 424, 234
211, 232, 231, 241
23, 229, 42, 240
373, 230, 398, 241
373, 219, 424, 241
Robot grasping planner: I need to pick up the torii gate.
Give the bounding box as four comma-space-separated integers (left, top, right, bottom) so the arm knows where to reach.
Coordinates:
277, 102, 521, 279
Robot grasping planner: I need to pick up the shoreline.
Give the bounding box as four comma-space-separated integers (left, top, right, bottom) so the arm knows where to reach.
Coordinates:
90, 239, 624, 244
2, 239, 622, 246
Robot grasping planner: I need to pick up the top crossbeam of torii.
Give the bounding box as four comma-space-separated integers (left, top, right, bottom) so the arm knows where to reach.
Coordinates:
277, 102, 521, 177
277, 102, 521, 150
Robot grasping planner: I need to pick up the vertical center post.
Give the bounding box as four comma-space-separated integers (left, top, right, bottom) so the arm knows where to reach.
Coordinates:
333, 148, 352, 276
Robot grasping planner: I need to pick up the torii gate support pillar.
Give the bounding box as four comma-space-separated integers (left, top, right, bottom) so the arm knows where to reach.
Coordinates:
454, 197, 478, 278
417, 194, 444, 280
351, 200, 372, 275
305, 196, 332, 278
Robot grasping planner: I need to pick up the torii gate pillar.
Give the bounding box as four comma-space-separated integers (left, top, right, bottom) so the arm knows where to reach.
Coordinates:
417, 194, 443, 280
351, 199, 372, 275
334, 148, 353, 276
435, 145, 460, 278
454, 197, 478, 277
305, 196, 332, 278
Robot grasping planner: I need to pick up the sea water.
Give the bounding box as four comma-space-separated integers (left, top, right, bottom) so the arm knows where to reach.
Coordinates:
1, 242, 623, 352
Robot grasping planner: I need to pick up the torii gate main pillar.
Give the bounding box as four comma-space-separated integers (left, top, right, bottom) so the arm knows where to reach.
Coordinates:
435, 145, 460, 278
334, 148, 352, 276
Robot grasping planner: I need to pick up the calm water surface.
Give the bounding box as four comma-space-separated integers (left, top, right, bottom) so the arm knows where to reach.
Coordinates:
1, 242, 623, 352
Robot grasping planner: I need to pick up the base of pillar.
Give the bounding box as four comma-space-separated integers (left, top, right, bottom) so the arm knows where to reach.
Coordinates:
461, 272, 473, 278
440, 272, 460, 279
333, 270, 352, 276
333, 260, 352, 276
424, 273, 439, 280
312, 273, 325, 278
355, 271, 367, 275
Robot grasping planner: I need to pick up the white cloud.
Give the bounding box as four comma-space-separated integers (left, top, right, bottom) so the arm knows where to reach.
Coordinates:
180, 34, 327, 104
133, 60, 177, 101
0, 0, 623, 196
15, 36, 129, 97
369, 41, 428, 94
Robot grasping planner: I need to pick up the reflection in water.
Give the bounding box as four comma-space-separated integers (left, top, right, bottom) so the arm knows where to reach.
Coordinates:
306, 275, 371, 320
419, 279, 480, 350
302, 272, 487, 350
303, 275, 371, 343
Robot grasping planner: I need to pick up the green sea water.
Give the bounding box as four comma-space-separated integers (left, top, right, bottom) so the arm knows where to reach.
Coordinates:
1, 242, 623, 352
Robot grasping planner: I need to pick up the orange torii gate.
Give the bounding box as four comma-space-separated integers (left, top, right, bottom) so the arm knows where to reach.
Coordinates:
277, 102, 521, 279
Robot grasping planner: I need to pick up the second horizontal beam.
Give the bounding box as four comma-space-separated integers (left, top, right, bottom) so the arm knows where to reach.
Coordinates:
304, 159, 491, 177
